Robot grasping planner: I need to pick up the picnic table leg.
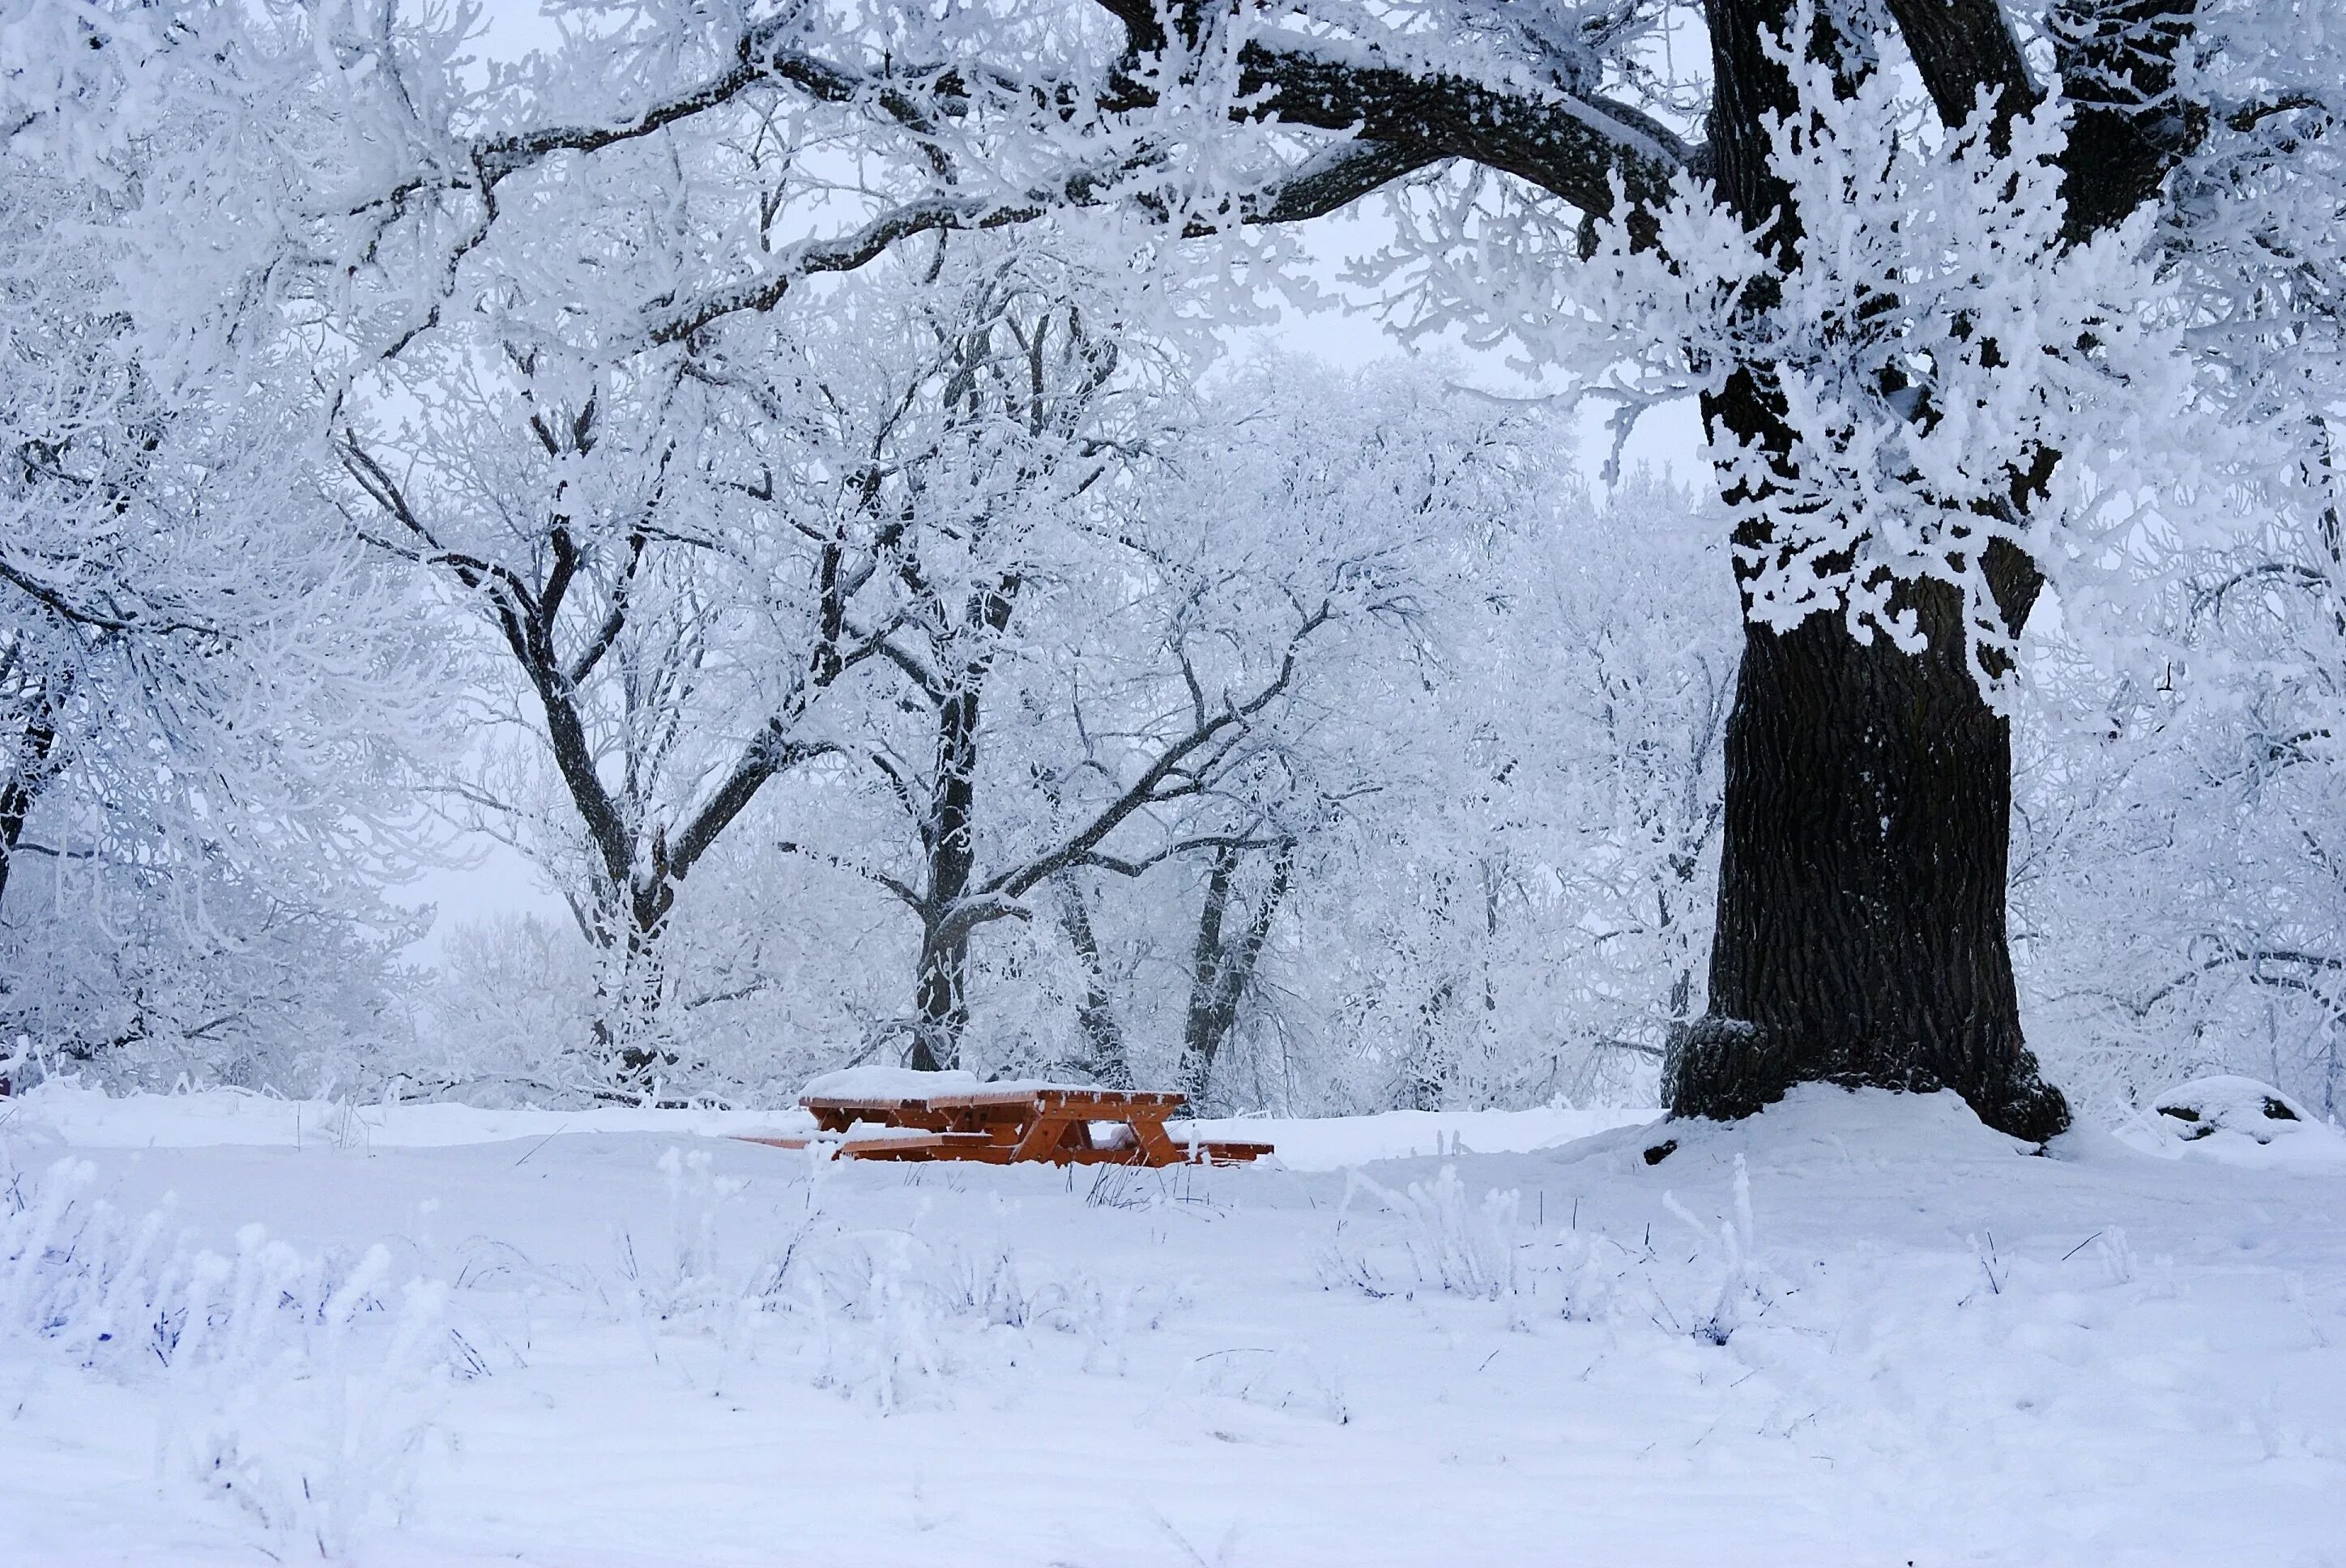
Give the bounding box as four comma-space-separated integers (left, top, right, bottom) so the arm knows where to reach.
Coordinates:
1010, 1110, 1083, 1162
1129, 1110, 1187, 1168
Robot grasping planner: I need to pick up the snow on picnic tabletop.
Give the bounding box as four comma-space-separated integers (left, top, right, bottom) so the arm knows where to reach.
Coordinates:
799, 1065, 987, 1100
4, 1082, 2344, 1566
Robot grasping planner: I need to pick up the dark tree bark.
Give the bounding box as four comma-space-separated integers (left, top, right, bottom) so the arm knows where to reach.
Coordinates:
1053, 873, 1133, 1089
1669, 588, 2067, 1140
1405, 978, 1458, 1114
907, 681, 985, 1072
1176, 842, 1291, 1107
0, 709, 60, 919
0, 697, 65, 1091
1656, 0, 2196, 1141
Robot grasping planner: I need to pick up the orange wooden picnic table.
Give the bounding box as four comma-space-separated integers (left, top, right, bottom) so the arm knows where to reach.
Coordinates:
748, 1084, 1271, 1167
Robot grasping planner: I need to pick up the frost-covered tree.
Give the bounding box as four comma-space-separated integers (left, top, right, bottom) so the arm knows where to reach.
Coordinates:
770, 241, 1175, 1074
0, 113, 433, 1090
1233, 472, 1734, 1114
1028, 354, 1557, 1106
28, 0, 2345, 1131
789, 286, 1520, 1076
2013, 484, 2346, 1121
336, 321, 872, 1091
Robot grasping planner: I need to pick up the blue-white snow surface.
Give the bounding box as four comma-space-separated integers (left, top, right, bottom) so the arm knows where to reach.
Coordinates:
3, 1082, 2342, 1565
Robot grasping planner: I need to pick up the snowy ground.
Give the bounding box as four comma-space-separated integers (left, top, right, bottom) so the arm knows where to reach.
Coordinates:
5, 1083, 2344, 1566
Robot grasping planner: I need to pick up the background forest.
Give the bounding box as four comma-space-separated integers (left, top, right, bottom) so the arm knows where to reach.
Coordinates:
2, 0, 2341, 1128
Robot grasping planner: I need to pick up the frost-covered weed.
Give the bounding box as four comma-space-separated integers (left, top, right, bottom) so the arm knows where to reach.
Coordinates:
1541, 1228, 1627, 1323
2092, 1226, 2136, 1287
1322, 1154, 1772, 1342
1326, 1165, 1522, 1301
1192, 1343, 1351, 1425
0, 1156, 448, 1557
1662, 1154, 1770, 1344
802, 1232, 945, 1412
1965, 1230, 2009, 1302
796, 1229, 1172, 1403
623, 1147, 1170, 1410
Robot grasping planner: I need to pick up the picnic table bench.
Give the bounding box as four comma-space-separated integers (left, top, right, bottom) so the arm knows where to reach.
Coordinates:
741, 1084, 1272, 1167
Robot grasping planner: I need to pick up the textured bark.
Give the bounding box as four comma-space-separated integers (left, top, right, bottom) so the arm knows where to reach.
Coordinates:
595, 917, 675, 1093
907, 928, 969, 1074
906, 683, 982, 1073
1054, 875, 1133, 1089
0, 705, 62, 1093
1176, 843, 1290, 1107
0, 710, 60, 919
1683, 353, 2071, 1140
1670, 592, 2068, 1141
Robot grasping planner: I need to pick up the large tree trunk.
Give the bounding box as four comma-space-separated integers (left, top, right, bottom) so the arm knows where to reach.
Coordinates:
1, 707, 63, 1093
0, 733, 46, 917
909, 925, 970, 1073
1662, 0, 2071, 1142
1669, 595, 2070, 1141
0, 704, 64, 922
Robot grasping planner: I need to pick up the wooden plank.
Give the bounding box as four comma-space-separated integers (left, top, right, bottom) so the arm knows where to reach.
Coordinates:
800, 1097, 966, 1135
1183, 1140, 1274, 1165
800, 1097, 924, 1136
1039, 1145, 1156, 1166
920, 1088, 1186, 1113
837, 1131, 1001, 1162
801, 1095, 932, 1113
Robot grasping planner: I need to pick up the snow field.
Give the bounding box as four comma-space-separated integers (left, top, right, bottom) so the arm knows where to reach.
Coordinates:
4, 1084, 2344, 1565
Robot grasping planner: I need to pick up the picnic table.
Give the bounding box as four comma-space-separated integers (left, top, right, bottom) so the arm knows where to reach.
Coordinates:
741, 1084, 1272, 1167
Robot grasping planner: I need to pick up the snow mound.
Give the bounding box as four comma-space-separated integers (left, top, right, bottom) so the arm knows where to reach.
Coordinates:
2121, 1076, 2346, 1167
1545, 1084, 2041, 1177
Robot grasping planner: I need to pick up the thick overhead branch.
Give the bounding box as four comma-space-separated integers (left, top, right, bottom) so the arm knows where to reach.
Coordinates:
1879, 0, 2041, 134
1232, 33, 1690, 218
1238, 137, 1442, 224
369, 0, 1696, 351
